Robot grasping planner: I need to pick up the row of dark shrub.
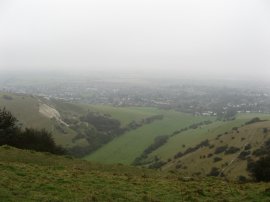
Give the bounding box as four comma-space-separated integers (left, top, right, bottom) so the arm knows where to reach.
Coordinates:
170, 120, 213, 137
174, 140, 210, 159
133, 135, 169, 166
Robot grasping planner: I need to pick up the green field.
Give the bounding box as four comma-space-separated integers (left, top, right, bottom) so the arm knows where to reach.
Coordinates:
0, 145, 269, 202
85, 110, 214, 164
81, 105, 161, 126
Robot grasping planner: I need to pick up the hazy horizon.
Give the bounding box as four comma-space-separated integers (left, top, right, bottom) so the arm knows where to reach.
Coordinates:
1, 0, 270, 81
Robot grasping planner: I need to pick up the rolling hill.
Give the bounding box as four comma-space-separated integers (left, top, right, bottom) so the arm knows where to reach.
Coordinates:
0, 92, 79, 147
2, 91, 270, 201
1, 91, 270, 178
161, 120, 270, 180
146, 113, 270, 161
0, 92, 212, 160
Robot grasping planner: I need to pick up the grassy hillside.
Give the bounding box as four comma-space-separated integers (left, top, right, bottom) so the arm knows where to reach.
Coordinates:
162, 120, 270, 180
1, 146, 270, 201
0, 92, 51, 129
149, 113, 270, 162
0, 92, 79, 147
85, 111, 213, 164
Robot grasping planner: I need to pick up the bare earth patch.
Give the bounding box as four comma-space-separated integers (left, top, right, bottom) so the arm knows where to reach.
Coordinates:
39, 103, 69, 126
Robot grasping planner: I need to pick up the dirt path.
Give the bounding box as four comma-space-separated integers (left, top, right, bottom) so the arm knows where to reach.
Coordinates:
219, 132, 256, 177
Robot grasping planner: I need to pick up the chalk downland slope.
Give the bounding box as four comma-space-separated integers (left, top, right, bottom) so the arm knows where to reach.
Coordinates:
162, 120, 270, 180
39, 103, 69, 127
147, 113, 270, 162
0, 92, 80, 147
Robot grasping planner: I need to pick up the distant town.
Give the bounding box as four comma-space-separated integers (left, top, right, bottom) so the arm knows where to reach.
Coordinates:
1, 73, 270, 120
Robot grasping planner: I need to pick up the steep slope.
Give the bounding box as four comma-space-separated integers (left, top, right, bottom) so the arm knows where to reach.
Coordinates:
162, 120, 270, 180
0, 146, 269, 201
0, 92, 79, 147
137, 113, 270, 167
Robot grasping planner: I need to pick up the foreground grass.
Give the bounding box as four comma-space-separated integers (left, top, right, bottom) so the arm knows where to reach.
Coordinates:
0, 146, 270, 201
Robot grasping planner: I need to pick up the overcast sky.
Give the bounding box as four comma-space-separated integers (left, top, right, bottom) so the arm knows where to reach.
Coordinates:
0, 0, 269, 79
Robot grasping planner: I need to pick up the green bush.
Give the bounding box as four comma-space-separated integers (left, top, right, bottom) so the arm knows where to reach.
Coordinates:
208, 167, 220, 177
225, 146, 240, 154
251, 155, 270, 181
214, 145, 228, 154
213, 156, 222, 162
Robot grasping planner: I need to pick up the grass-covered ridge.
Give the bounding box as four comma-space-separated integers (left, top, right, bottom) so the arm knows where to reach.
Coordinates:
0, 92, 79, 148
162, 120, 270, 180
1, 145, 270, 202
150, 113, 270, 161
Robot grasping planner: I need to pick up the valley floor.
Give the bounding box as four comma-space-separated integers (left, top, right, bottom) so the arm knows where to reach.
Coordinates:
0, 146, 270, 202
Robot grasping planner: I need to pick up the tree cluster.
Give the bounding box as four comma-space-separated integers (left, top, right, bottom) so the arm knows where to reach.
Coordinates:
248, 139, 270, 181
0, 108, 65, 155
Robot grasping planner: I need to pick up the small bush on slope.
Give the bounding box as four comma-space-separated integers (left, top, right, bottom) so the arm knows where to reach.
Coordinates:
252, 155, 270, 182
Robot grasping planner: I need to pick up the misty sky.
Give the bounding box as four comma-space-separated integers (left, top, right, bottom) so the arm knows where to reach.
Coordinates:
0, 0, 270, 79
